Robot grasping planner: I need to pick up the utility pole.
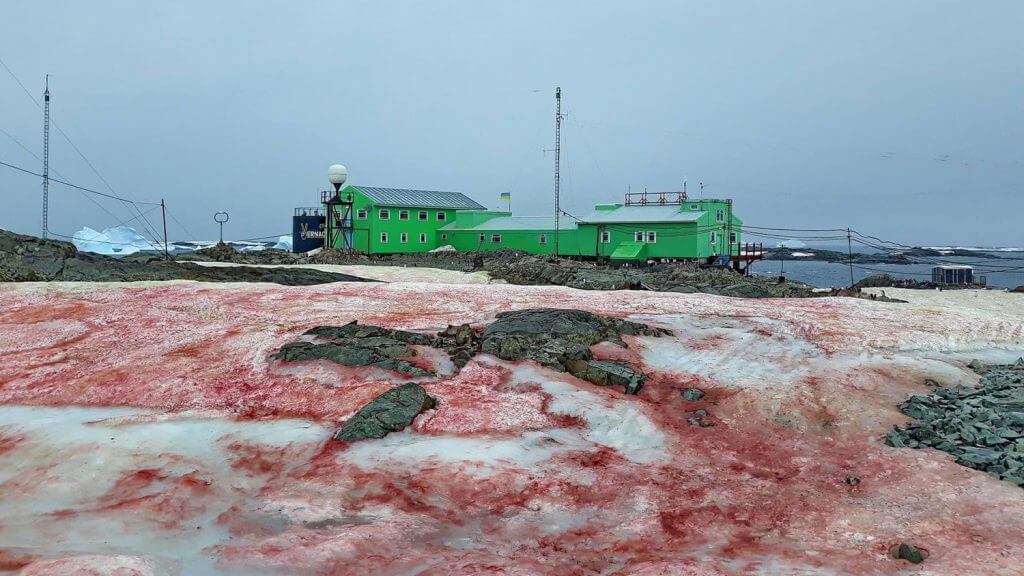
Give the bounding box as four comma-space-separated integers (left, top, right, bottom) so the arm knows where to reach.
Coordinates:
553, 87, 563, 258
847, 227, 855, 287
42, 75, 50, 238
161, 199, 169, 259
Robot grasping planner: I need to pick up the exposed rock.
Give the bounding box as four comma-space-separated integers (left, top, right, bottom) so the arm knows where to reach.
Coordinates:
894, 542, 925, 564
333, 383, 436, 441
273, 323, 434, 377
435, 323, 482, 368
1, 228, 371, 285
886, 359, 1024, 487
478, 308, 669, 394
845, 476, 861, 486
682, 388, 705, 401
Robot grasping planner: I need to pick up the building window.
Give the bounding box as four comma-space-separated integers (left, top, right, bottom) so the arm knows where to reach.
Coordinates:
690, 204, 699, 210
356, 209, 367, 219
634, 231, 644, 242
601, 231, 610, 244
478, 233, 486, 243
491, 234, 502, 243
400, 232, 408, 243
716, 209, 724, 222
730, 232, 737, 243
399, 210, 409, 220
419, 233, 427, 243
538, 234, 547, 244
437, 212, 446, 221
379, 209, 390, 220
710, 231, 717, 244
380, 232, 388, 243
646, 231, 657, 243
441, 233, 448, 240
418, 211, 428, 221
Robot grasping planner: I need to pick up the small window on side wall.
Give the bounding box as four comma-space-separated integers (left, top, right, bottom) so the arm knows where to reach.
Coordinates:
479, 233, 486, 243
419, 233, 427, 243
634, 231, 644, 242
646, 231, 657, 243
491, 234, 502, 243
538, 234, 547, 244
380, 232, 389, 243
356, 209, 367, 219
399, 210, 409, 220
400, 232, 408, 243
418, 211, 428, 221
437, 212, 447, 221
710, 231, 717, 244
729, 232, 737, 243
441, 233, 448, 240
601, 231, 610, 243
379, 209, 390, 220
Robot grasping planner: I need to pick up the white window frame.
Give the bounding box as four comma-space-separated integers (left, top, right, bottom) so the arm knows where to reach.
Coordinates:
379, 209, 390, 220
356, 209, 367, 219
538, 233, 547, 244
729, 232, 737, 244
400, 232, 408, 243
436, 211, 447, 221
399, 210, 410, 220
710, 231, 717, 244
491, 234, 502, 243
601, 230, 611, 244
418, 211, 428, 221
646, 231, 657, 243
634, 231, 644, 242
441, 233, 448, 240
419, 232, 427, 243
716, 209, 724, 222
380, 232, 389, 243
479, 233, 486, 243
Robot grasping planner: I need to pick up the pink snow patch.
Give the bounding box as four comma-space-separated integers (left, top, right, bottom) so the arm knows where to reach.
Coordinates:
1, 281, 1024, 574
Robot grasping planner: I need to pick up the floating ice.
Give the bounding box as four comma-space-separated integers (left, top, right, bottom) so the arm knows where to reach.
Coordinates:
272, 235, 293, 251
72, 225, 155, 255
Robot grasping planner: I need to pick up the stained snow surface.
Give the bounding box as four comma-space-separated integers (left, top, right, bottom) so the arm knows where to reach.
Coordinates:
1, 281, 1024, 575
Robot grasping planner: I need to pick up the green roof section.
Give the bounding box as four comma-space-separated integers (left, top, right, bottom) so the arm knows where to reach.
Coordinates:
610, 241, 647, 260
581, 205, 704, 224
348, 186, 485, 210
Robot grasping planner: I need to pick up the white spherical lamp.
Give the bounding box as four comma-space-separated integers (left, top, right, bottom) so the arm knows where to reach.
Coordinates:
328, 164, 348, 191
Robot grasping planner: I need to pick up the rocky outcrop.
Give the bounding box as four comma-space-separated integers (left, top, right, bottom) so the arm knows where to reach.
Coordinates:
334, 383, 436, 441
274, 321, 433, 376
1, 228, 370, 285
480, 308, 670, 394
886, 359, 1024, 487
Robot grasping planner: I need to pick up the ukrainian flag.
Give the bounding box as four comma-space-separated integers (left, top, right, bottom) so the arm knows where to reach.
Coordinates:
499, 192, 511, 201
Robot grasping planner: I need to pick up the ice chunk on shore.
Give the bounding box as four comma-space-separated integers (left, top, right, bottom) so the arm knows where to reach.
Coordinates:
72, 225, 154, 255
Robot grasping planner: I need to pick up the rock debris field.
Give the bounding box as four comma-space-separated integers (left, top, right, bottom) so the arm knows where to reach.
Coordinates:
1, 278, 1024, 575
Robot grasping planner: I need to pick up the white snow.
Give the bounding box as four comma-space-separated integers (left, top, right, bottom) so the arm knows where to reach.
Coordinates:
72, 226, 155, 255
790, 252, 815, 257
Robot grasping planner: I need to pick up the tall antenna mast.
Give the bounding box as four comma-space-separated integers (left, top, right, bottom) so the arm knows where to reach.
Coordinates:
42, 75, 50, 238
553, 86, 563, 258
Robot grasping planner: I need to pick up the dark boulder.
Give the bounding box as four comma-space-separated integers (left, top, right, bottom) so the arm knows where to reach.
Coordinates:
306, 321, 434, 346
273, 340, 431, 377
894, 542, 925, 564
478, 308, 669, 393
334, 383, 436, 441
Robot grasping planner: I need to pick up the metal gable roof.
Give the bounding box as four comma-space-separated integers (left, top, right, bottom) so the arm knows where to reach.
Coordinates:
580, 206, 705, 224
441, 216, 578, 231
352, 186, 485, 210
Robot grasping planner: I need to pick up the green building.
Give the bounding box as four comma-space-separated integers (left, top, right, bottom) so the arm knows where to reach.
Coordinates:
324, 185, 744, 262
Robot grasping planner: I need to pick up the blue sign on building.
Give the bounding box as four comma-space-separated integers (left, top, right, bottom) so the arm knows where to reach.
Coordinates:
292, 208, 326, 253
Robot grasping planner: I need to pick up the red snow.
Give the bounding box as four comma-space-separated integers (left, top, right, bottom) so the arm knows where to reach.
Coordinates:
2, 281, 1024, 574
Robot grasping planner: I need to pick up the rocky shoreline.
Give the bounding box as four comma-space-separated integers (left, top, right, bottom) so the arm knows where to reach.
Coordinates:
887, 359, 1024, 487
0, 229, 371, 285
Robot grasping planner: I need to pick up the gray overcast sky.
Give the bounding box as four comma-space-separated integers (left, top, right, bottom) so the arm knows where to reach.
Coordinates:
1, 1, 1021, 245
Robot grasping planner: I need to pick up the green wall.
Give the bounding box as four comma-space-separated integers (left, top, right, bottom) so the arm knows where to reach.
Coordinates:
326, 188, 745, 260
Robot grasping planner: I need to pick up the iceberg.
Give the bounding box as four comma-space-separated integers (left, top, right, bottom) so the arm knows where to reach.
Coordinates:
72, 226, 155, 255
272, 235, 293, 251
